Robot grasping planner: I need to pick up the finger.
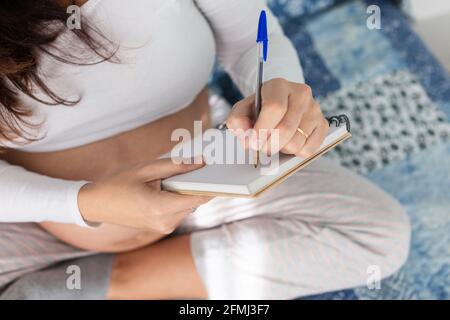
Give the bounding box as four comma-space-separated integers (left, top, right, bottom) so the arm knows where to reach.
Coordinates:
252, 79, 290, 150
156, 206, 199, 235
280, 129, 307, 155
146, 179, 162, 191
135, 158, 205, 181
227, 95, 255, 132
280, 100, 321, 155
262, 93, 303, 155
172, 207, 198, 216
297, 117, 329, 158
227, 95, 256, 149
159, 190, 212, 214
164, 207, 196, 230
297, 100, 321, 137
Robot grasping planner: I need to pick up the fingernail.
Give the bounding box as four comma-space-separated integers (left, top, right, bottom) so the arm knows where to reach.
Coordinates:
249, 133, 258, 150
258, 138, 266, 150
249, 134, 264, 151
236, 133, 248, 148
189, 155, 204, 165
177, 157, 194, 164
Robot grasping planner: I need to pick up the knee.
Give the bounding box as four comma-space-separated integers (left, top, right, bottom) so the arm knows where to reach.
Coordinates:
364, 197, 411, 280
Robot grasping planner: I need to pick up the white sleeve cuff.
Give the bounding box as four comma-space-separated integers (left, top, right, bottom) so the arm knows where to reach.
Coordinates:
64, 180, 100, 228
0, 160, 98, 228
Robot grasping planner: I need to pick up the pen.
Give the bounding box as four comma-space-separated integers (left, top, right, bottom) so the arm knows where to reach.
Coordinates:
254, 10, 268, 168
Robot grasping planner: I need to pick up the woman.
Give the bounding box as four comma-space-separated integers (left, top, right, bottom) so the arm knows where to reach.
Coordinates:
0, 0, 410, 299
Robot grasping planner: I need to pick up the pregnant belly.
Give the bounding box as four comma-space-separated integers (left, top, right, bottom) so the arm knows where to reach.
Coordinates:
0, 87, 211, 252
3, 88, 211, 181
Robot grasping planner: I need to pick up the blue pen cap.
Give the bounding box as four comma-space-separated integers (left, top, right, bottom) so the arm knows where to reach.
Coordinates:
256, 10, 268, 62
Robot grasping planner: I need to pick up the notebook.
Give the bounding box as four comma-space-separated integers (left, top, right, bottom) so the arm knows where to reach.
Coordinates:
162, 115, 351, 198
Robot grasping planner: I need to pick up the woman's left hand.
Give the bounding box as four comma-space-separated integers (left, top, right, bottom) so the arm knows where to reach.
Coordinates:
226, 78, 329, 158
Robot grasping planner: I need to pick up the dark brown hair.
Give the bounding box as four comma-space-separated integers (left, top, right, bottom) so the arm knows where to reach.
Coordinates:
0, 0, 116, 143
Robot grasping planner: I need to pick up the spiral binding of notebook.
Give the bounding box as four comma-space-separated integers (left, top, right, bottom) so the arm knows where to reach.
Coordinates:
216, 114, 351, 132
326, 114, 351, 132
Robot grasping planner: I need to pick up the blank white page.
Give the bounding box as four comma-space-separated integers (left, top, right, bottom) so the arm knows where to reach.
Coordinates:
163, 124, 349, 196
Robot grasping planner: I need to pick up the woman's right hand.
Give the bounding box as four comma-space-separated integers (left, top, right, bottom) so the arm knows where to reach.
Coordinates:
78, 158, 211, 233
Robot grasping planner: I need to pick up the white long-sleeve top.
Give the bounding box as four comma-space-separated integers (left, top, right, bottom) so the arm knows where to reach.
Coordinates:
0, 0, 304, 226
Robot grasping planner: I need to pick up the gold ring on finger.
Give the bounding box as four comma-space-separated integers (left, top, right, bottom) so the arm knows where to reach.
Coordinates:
297, 127, 309, 140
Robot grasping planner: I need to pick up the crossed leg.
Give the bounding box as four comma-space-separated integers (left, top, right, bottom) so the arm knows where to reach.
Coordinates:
108, 158, 410, 299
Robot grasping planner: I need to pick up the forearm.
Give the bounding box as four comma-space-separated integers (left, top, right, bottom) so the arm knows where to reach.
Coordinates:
0, 159, 90, 226
40, 221, 166, 253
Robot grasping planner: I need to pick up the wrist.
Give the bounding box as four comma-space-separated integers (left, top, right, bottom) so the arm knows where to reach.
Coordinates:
78, 182, 102, 224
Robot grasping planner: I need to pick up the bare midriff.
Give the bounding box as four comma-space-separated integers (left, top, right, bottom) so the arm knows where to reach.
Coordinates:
0, 87, 212, 252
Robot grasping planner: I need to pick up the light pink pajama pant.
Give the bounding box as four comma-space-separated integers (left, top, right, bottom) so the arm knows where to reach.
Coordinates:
0, 158, 410, 299
176, 157, 411, 299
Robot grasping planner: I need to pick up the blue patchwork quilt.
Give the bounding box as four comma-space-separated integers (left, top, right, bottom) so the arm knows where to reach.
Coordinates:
211, 0, 450, 299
